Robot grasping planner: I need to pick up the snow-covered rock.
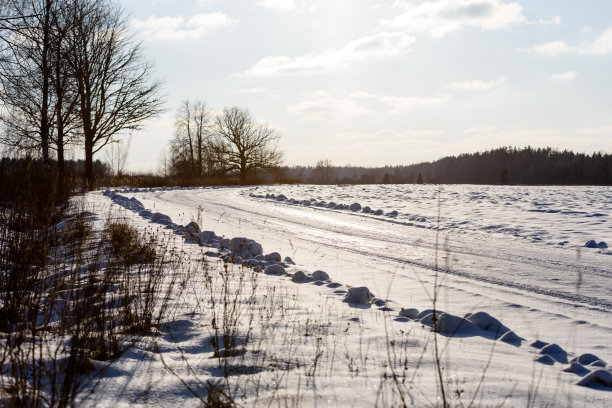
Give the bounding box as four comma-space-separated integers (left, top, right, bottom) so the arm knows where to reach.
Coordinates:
349, 203, 361, 212
539, 343, 568, 364
311, 270, 329, 280
151, 212, 172, 225
435, 313, 477, 335
264, 264, 286, 275
563, 362, 590, 376
398, 308, 419, 318
576, 369, 612, 387
499, 330, 524, 346
139, 210, 152, 218
218, 238, 231, 251
264, 252, 282, 262
184, 221, 201, 240
571, 353, 602, 365
199, 230, 218, 244
344, 286, 373, 304
229, 237, 263, 259
466, 311, 510, 338
291, 270, 309, 283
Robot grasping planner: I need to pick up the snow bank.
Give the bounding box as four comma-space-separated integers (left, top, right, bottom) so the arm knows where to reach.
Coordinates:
252, 191, 404, 223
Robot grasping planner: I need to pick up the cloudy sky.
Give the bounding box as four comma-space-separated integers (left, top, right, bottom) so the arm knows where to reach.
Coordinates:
121, 0, 612, 171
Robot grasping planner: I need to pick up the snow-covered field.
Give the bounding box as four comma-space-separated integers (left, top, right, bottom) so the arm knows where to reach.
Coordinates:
84, 184, 611, 406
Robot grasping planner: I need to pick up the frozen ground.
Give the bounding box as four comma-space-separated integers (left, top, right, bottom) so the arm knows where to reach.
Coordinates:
83, 184, 611, 406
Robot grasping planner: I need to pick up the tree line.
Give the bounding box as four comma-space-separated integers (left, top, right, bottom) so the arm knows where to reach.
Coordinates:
282, 147, 612, 185
0, 0, 162, 188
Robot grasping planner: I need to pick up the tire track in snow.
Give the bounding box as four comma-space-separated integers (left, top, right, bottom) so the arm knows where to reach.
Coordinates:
144, 189, 612, 313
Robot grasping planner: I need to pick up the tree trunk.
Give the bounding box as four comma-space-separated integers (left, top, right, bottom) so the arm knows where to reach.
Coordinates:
56, 109, 65, 193
85, 136, 93, 189
40, 0, 52, 165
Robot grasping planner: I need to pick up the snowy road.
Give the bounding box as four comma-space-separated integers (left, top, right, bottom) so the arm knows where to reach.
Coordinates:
130, 185, 612, 363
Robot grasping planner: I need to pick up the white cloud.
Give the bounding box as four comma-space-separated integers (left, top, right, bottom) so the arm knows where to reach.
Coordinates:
378, 95, 450, 113
447, 76, 506, 90
349, 91, 380, 99
131, 12, 235, 41
384, 0, 526, 37
296, 90, 450, 117
257, 0, 296, 11
548, 71, 578, 82
585, 27, 612, 55
337, 129, 443, 142
241, 31, 415, 76
287, 98, 370, 120
234, 87, 268, 93
517, 40, 575, 57
518, 27, 612, 56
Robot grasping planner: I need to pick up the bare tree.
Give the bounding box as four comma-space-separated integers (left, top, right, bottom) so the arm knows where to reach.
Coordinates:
104, 136, 130, 176
312, 159, 335, 184
67, 0, 163, 187
214, 106, 282, 184
170, 100, 215, 177
0, 0, 84, 189
0, 0, 55, 163
49, 0, 80, 187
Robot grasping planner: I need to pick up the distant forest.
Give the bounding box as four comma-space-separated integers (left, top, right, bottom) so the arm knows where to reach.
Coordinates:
3, 147, 610, 187
282, 147, 612, 185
